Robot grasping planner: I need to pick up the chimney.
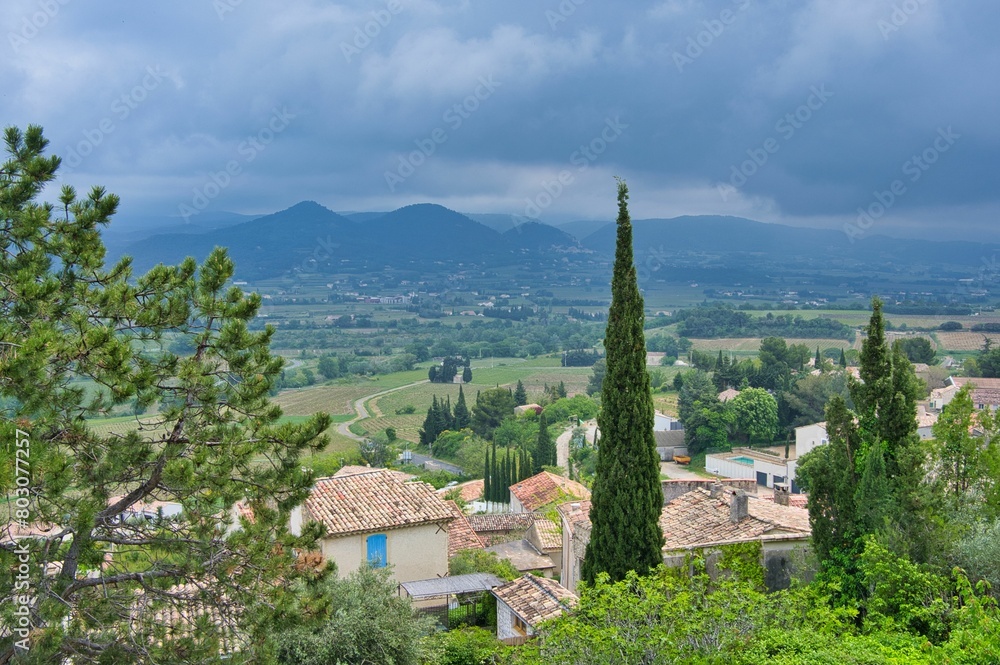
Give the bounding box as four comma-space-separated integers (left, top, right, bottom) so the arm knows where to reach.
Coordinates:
773, 483, 790, 507
730, 490, 748, 523
709, 482, 724, 499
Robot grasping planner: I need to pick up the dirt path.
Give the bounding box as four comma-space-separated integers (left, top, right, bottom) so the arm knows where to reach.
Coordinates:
556, 420, 598, 472
336, 379, 429, 441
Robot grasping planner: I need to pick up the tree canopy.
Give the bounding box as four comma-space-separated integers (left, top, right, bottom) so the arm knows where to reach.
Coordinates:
0, 125, 330, 663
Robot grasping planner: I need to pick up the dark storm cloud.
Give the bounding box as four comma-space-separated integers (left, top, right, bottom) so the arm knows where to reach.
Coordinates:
2, 0, 997, 239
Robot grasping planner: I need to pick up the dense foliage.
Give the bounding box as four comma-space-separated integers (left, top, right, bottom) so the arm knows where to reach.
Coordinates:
0, 126, 330, 663
669, 304, 854, 340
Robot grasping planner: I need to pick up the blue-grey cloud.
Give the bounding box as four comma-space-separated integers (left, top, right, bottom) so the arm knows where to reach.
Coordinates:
2, 0, 997, 241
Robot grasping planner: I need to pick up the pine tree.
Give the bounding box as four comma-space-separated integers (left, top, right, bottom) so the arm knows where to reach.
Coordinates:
0, 126, 331, 663
453, 384, 470, 429
534, 411, 556, 472
581, 180, 664, 584
514, 379, 528, 406
462, 365, 473, 383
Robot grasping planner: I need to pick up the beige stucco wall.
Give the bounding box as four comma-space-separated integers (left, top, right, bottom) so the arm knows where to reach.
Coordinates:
320, 522, 449, 584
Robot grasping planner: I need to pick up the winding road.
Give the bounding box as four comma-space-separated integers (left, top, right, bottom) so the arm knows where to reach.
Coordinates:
336, 379, 429, 441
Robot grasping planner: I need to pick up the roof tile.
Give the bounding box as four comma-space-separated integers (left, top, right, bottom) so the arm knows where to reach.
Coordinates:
492, 575, 577, 628
305, 469, 454, 537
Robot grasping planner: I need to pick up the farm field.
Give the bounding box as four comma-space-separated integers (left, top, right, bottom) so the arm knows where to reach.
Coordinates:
933, 331, 1000, 352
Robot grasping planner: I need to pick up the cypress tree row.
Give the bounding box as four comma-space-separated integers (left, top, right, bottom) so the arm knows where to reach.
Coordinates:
454, 384, 470, 429
582, 179, 664, 584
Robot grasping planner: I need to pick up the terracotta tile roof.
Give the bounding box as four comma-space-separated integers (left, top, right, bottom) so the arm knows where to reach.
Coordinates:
0, 521, 61, 544
718, 388, 741, 402
951, 378, 1000, 408
492, 575, 577, 628
305, 469, 454, 537
467, 512, 541, 534
762, 494, 809, 509
509, 472, 590, 512
530, 518, 562, 551
556, 500, 591, 538
659, 488, 810, 550
435, 479, 484, 503
445, 500, 485, 557
333, 465, 416, 482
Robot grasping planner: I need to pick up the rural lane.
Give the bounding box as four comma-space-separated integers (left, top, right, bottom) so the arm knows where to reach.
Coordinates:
556, 419, 598, 471
336, 379, 430, 441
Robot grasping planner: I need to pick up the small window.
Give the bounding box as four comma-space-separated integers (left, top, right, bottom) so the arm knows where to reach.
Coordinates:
366, 534, 387, 568
513, 615, 529, 635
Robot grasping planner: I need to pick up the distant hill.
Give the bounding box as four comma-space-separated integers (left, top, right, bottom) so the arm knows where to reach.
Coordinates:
122, 201, 356, 278
118, 201, 582, 279
502, 221, 579, 252
554, 219, 610, 242
581, 215, 998, 268
114, 203, 998, 283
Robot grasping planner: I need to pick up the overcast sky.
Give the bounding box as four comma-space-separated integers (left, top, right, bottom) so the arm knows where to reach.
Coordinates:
3, 0, 998, 240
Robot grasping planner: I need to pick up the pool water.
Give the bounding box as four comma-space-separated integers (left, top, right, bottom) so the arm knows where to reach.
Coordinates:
731, 456, 755, 465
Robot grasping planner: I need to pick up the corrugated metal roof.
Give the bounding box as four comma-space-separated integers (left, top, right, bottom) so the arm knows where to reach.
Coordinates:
399, 572, 504, 598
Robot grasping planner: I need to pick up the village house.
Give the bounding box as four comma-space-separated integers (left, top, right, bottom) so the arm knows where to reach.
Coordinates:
298, 468, 455, 584
492, 574, 578, 642
508, 471, 590, 513
559, 482, 812, 594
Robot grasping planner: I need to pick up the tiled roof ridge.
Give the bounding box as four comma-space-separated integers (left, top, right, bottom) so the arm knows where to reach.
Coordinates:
526, 574, 574, 613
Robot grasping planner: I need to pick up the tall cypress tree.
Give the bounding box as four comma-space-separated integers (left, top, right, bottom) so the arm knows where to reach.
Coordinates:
839, 348, 848, 368
484, 447, 492, 506
534, 411, 556, 472
454, 384, 470, 429
443, 395, 454, 430
581, 180, 664, 584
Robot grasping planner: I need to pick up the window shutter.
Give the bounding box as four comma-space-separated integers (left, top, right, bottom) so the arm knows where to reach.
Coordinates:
366, 534, 387, 568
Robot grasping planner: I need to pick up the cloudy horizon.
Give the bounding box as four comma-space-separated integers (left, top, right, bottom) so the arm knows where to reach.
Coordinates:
3, 0, 997, 242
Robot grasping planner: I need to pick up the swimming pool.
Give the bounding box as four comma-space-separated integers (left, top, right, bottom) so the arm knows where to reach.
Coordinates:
730, 456, 755, 465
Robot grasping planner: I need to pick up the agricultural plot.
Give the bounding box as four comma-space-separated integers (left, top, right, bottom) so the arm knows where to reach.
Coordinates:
274, 384, 377, 417
88, 415, 170, 439
935, 331, 1000, 352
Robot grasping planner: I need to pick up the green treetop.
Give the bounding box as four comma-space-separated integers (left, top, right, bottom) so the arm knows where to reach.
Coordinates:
0, 126, 330, 663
